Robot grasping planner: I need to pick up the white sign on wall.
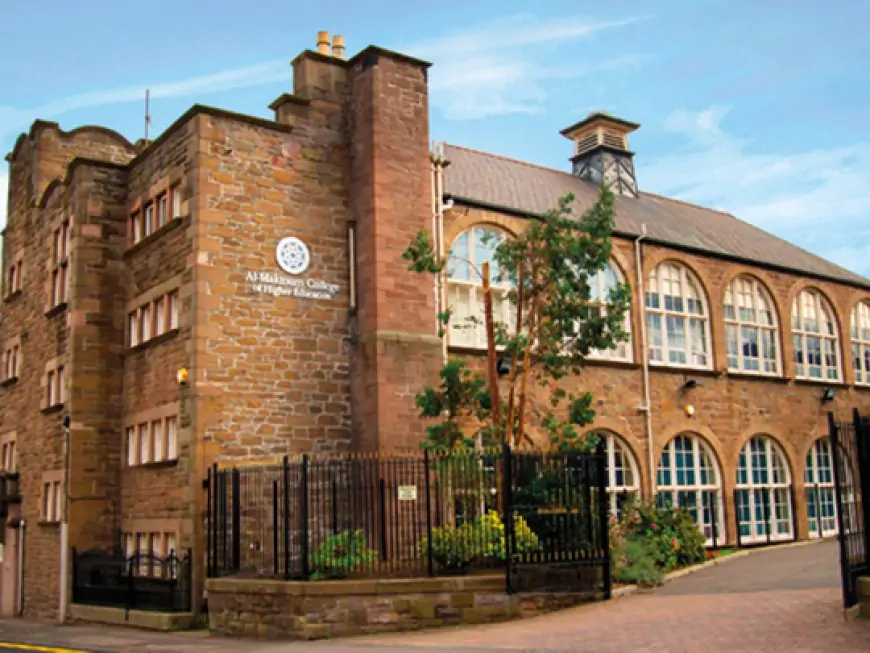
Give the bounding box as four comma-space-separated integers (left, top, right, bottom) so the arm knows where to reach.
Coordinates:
245, 236, 339, 301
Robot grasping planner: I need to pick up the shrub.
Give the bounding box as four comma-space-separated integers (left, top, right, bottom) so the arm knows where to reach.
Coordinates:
610, 497, 706, 580
612, 537, 664, 587
308, 529, 378, 580
418, 511, 540, 572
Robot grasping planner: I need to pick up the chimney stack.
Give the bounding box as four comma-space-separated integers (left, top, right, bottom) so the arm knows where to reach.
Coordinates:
560, 112, 641, 198
332, 35, 346, 60
316, 31, 331, 55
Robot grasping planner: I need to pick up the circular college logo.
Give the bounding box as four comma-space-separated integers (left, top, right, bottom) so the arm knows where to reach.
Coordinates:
275, 237, 311, 275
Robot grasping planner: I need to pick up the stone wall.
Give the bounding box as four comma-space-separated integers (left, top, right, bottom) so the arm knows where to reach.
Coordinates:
206, 575, 597, 640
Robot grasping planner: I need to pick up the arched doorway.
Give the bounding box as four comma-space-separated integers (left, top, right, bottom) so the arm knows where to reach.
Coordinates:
735, 435, 794, 544
805, 437, 838, 537
657, 433, 725, 546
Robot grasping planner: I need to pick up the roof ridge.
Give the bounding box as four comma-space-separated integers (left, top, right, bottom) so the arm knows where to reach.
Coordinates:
444, 142, 582, 180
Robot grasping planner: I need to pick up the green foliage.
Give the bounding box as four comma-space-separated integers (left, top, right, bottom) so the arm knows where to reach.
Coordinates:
402, 185, 630, 451
417, 511, 540, 571
609, 497, 707, 585
612, 537, 664, 587
308, 530, 378, 580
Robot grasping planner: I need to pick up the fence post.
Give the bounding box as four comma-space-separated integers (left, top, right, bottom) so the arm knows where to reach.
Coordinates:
853, 408, 870, 569
205, 468, 211, 577
501, 440, 513, 595
127, 556, 136, 613
301, 454, 310, 580
70, 548, 77, 604
211, 464, 219, 575
282, 456, 290, 580
423, 449, 434, 577
272, 479, 279, 578
734, 489, 742, 548
596, 437, 612, 599
814, 483, 823, 538
231, 468, 241, 572
829, 411, 852, 608
709, 492, 718, 549
762, 487, 772, 545
788, 484, 798, 542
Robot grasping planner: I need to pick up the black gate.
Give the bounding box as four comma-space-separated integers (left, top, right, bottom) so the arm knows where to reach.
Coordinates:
828, 409, 870, 608
502, 442, 611, 598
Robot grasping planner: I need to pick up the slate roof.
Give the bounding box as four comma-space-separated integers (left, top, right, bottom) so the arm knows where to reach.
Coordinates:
442, 144, 869, 288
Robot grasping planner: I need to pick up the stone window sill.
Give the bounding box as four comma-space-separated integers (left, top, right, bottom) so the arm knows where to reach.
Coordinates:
726, 371, 790, 384
648, 364, 722, 378
129, 459, 179, 471
124, 215, 186, 257
0, 376, 18, 388
41, 403, 65, 415
2, 289, 22, 304
124, 329, 180, 357
793, 377, 848, 388
45, 302, 68, 318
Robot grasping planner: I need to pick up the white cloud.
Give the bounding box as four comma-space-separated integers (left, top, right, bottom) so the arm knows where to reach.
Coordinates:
0, 59, 289, 144
639, 106, 870, 276
405, 15, 650, 120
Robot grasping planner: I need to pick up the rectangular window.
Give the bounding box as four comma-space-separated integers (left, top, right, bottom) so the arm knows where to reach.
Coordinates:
154, 297, 166, 336
157, 193, 168, 229
48, 220, 71, 309
169, 291, 180, 329
56, 366, 65, 404
1, 439, 16, 473
140, 304, 152, 341
165, 416, 178, 460
126, 427, 137, 466
139, 423, 150, 464
128, 311, 139, 347
171, 186, 182, 218
144, 203, 155, 236
130, 212, 142, 245
152, 419, 164, 461
42, 480, 62, 523
46, 371, 56, 407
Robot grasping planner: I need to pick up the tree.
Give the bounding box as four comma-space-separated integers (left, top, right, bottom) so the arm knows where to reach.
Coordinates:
403, 185, 630, 452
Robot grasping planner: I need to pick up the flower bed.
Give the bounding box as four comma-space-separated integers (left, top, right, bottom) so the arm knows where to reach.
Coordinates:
609, 498, 707, 587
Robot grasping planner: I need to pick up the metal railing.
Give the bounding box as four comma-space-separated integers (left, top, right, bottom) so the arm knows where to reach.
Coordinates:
71, 548, 191, 613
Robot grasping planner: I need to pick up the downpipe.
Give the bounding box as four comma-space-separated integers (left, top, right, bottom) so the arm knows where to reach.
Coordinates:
634, 225, 655, 496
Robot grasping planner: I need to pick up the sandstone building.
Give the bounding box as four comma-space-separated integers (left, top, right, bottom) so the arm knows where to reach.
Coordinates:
1, 31, 869, 621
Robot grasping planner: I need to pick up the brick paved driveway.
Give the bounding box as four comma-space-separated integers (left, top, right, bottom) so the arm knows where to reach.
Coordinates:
0, 540, 866, 652
333, 540, 869, 653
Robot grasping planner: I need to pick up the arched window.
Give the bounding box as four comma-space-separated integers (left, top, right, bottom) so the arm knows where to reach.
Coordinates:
792, 289, 840, 381
446, 226, 516, 349
587, 261, 632, 362
600, 431, 640, 515
851, 301, 870, 385
724, 276, 779, 375
656, 434, 724, 546
805, 437, 838, 537
646, 262, 711, 368
735, 436, 793, 543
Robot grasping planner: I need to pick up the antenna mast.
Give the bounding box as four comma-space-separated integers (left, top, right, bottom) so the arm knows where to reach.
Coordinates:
144, 89, 151, 141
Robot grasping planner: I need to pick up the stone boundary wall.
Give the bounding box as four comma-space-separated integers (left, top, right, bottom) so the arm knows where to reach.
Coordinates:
205, 575, 600, 640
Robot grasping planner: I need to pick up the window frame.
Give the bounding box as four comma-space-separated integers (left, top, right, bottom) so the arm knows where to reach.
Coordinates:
805, 437, 838, 537
851, 301, 870, 386
792, 288, 841, 382
445, 225, 516, 350
48, 218, 70, 309
582, 260, 633, 363
735, 435, 794, 543
126, 411, 180, 466
645, 262, 712, 370
723, 276, 781, 376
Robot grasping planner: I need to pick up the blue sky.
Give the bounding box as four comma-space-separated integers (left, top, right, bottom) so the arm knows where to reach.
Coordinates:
2, 0, 869, 275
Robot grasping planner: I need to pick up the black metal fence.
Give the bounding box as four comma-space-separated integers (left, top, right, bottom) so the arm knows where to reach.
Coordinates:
206, 444, 611, 597
829, 409, 870, 608
71, 548, 191, 612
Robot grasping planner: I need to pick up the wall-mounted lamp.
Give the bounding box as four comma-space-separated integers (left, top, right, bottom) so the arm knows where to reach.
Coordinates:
821, 387, 836, 403
685, 404, 696, 418
177, 367, 189, 387
681, 378, 701, 391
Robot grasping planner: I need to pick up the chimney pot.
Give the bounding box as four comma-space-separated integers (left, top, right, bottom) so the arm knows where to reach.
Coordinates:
316, 31, 330, 55
332, 35, 346, 60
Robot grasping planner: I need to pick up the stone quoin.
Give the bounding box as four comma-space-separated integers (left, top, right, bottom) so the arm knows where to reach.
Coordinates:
1, 30, 869, 625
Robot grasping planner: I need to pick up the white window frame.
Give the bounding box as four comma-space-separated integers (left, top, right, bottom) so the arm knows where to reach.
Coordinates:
656, 434, 725, 546
171, 185, 182, 219
792, 289, 840, 381
724, 276, 780, 375
736, 435, 793, 543
645, 262, 712, 369
157, 193, 168, 229
805, 437, 838, 538
851, 301, 870, 386
446, 226, 516, 349
585, 261, 633, 362
602, 431, 640, 515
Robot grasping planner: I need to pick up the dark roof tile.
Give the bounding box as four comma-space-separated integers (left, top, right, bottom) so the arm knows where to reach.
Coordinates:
442, 144, 868, 287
